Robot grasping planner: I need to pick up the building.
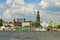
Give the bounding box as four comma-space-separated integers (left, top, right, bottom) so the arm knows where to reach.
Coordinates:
35, 11, 41, 27
48, 21, 58, 27
13, 18, 25, 27
52, 21, 58, 27
13, 19, 18, 26
22, 22, 30, 28
3, 22, 13, 27
22, 21, 32, 28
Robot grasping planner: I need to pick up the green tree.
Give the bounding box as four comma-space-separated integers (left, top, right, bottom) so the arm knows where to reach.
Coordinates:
0, 19, 3, 26
57, 25, 60, 28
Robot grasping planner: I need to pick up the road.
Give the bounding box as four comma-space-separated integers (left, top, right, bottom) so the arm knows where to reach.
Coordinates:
0, 31, 60, 40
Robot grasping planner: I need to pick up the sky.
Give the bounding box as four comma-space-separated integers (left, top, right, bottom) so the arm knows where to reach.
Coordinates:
0, 0, 60, 22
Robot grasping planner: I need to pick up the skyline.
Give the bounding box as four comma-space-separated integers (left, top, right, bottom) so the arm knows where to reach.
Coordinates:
0, 0, 60, 22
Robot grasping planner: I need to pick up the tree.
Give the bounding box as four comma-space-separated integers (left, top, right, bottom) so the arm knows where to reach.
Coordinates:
0, 19, 3, 26
57, 25, 60, 28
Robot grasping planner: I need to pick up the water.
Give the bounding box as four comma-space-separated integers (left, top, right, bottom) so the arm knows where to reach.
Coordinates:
0, 31, 60, 40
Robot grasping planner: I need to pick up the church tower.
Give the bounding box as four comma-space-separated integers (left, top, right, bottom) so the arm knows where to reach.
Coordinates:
36, 11, 40, 23
35, 11, 40, 27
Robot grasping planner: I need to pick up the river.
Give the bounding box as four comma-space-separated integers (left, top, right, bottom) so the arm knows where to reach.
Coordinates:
0, 31, 60, 40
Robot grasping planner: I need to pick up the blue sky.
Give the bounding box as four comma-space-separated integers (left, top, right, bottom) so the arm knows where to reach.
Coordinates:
0, 0, 6, 3
24, 0, 41, 3
0, 0, 41, 3
0, 0, 60, 23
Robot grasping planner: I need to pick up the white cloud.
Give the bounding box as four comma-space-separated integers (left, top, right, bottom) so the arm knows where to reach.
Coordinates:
6, 0, 13, 4
39, 1, 49, 8
7, 4, 36, 14
13, 0, 24, 4
38, 0, 60, 9
0, 4, 4, 8
51, 0, 60, 6
4, 9, 11, 18
3, 0, 60, 22
23, 4, 35, 13
6, 0, 35, 13
4, 0, 25, 18
4, 0, 37, 19
55, 2, 60, 6
6, 0, 24, 4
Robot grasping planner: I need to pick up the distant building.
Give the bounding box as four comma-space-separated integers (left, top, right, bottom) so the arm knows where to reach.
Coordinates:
13, 18, 25, 27
48, 21, 52, 27
35, 11, 41, 27
22, 22, 30, 28
13, 19, 18, 26
3, 22, 13, 27
48, 21, 58, 27
22, 21, 32, 28
52, 21, 58, 27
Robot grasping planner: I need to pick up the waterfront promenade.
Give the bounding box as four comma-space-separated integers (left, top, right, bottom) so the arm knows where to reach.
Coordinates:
0, 31, 60, 40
